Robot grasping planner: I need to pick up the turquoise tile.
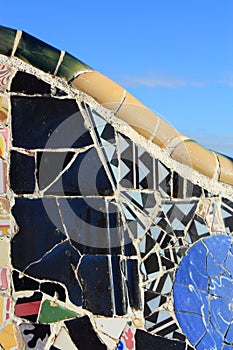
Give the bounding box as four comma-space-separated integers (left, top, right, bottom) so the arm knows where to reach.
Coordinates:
15, 31, 60, 73
0, 25, 16, 56
57, 52, 91, 81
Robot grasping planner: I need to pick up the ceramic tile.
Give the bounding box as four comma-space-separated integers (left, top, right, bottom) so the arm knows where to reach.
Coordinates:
0, 65, 13, 92
39, 299, 80, 323
117, 322, 136, 350
0, 25, 233, 350
0, 239, 10, 266
11, 198, 66, 271
135, 329, 186, 350
174, 235, 233, 348
118, 133, 171, 194
57, 52, 91, 81
0, 267, 10, 290
52, 328, 77, 350
11, 71, 51, 95
11, 96, 93, 149
0, 198, 10, 236
15, 31, 60, 73
38, 148, 113, 196
0, 25, 16, 56
65, 316, 107, 350
0, 95, 9, 121
94, 317, 128, 339
78, 255, 113, 317
10, 150, 35, 194
14, 292, 42, 322
0, 296, 11, 323
0, 323, 18, 350
0, 128, 9, 157
19, 323, 51, 349
72, 71, 125, 111
25, 241, 82, 307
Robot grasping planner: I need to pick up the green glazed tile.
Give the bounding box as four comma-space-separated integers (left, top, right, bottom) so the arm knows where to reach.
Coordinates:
39, 299, 80, 323
57, 52, 91, 81
15, 31, 60, 73
0, 25, 16, 56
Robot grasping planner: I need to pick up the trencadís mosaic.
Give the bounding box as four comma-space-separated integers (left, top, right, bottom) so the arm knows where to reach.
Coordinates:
0, 25, 232, 350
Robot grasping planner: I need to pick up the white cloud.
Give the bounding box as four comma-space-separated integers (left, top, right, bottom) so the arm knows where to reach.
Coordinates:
120, 74, 207, 89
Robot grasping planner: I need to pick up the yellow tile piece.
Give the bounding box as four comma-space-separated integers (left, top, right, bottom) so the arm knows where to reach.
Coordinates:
171, 140, 218, 178
116, 93, 159, 139
0, 96, 8, 122
216, 153, 233, 186
72, 71, 125, 110
0, 323, 18, 350
0, 240, 10, 266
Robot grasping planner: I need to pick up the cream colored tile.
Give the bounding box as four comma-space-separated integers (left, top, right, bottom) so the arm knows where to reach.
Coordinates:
0, 240, 10, 266
54, 328, 77, 350
216, 153, 233, 186
171, 140, 218, 178
116, 93, 159, 139
94, 317, 128, 339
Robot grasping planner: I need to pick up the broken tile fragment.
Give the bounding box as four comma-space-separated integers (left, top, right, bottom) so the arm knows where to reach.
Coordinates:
65, 316, 107, 349
0, 323, 18, 350
0, 95, 9, 121
52, 327, 77, 350
0, 239, 10, 266
39, 299, 80, 323
19, 323, 51, 349
94, 317, 128, 339
0, 197, 10, 236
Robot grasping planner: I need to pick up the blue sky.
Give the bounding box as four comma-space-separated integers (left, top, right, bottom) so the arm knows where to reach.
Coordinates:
1, 0, 233, 156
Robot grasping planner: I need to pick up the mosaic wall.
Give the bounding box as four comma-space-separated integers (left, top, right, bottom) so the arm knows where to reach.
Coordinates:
0, 25, 232, 350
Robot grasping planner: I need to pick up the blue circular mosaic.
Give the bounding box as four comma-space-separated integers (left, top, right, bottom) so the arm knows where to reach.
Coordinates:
174, 234, 233, 350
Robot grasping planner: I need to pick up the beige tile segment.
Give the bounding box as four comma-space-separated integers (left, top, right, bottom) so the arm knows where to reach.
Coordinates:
0, 240, 10, 266
72, 71, 125, 110
171, 140, 218, 178
152, 118, 183, 149
216, 153, 233, 186
116, 93, 159, 139
53, 328, 77, 350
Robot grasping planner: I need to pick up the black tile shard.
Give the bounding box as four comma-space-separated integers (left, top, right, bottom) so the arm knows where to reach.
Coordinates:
13, 270, 39, 292
124, 259, 142, 310
40, 147, 113, 196
25, 241, 82, 307
78, 255, 113, 316
11, 96, 93, 149
65, 316, 107, 350
10, 150, 35, 194
10, 71, 51, 95
58, 198, 124, 254
135, 329, 186, 350
37, 151, 74, 191
111, 256, 127, 316
11, 198, 66, 271
40, 282, 66, 302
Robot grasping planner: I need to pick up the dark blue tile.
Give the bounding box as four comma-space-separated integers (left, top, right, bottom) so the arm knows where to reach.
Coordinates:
11, 198, 66, 271
10, 151, 35, 194
135, 329, 186, 350
78, 256, 113, 316
174, 283, 208, 316
65, 316, 106, 349
26, 241, 82, 307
